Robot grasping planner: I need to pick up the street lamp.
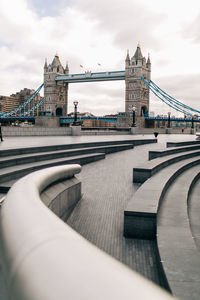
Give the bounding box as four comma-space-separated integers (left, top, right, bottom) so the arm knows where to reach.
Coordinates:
132, 105, 136, 127
73, 101, 78, 125
167, 112, 171, 128
191, 115, 194, 129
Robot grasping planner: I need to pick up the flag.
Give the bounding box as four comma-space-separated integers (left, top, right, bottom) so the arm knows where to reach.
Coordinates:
80, 65, 83, 68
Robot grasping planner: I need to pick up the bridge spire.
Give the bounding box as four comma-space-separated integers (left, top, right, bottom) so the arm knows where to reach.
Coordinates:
65, 61, 69, 74
44, 58, 48, 70
125, 49, 130, 66
147, 53, 151, 69
134, 43, 143, 60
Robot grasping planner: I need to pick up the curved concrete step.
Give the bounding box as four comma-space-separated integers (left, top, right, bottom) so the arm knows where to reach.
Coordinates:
133, 149, 200, 183
0, 138, 156, 158
157, 166, 200, 300
188, 176, 200, 252
0, 153, 105, 192
167, 140, 200, 148
0, 144, 133, 169
124, 156, 200, 239
149, 144, 200, 160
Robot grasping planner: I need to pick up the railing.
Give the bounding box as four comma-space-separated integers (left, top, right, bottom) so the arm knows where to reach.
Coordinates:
0, 165, 173, 300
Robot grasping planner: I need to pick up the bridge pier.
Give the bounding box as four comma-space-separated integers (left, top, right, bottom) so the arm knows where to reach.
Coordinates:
35, 116, 60, 127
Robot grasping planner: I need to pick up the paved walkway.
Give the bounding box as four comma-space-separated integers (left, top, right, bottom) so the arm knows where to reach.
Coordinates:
66, 134, 196, 288
0, 134, 197, 297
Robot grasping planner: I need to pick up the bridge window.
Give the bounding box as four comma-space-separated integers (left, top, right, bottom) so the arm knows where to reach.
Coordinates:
129, 93, 136, 100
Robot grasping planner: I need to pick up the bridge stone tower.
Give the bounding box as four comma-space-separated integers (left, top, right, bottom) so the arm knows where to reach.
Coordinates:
43, 54, 69, 116
125, 44, 151, 126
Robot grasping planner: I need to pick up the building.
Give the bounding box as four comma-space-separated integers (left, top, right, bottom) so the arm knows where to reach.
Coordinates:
0, 95, 20, 113
0, 89, 42, 115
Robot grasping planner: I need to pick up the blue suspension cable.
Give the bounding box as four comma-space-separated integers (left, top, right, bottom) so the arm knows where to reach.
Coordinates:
141, 77, 192, 116
149, 79, 200, 115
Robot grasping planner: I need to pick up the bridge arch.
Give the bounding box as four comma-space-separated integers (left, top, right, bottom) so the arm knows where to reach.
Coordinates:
56, 107, 63, 116
141, 105, 148, 117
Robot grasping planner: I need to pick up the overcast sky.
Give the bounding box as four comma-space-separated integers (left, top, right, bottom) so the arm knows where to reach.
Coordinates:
1, 0, 200, 116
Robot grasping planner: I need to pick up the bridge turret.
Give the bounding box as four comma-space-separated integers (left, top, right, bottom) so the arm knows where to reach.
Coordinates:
125, 43, 151, 126
43, 53, 69, 116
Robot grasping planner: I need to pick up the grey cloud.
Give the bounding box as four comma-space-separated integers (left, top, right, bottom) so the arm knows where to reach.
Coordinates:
181, 14, 200, 43
75, 0, 166, 51
151, 74, 200, 112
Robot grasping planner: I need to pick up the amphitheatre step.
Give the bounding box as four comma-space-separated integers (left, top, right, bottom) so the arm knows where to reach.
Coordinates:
124, 156, 200, 239
133, 149, 200, 183
0, 152, 105, 192
188, 175, 200, 252
149, 144, 200, 160
167, 140, 200, 148
157, 166, 200, 300
0, 138, 156, 158
0, 143, 134, 169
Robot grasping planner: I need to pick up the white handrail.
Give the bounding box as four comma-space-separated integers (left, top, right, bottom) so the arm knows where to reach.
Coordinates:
0, 165, 173, 300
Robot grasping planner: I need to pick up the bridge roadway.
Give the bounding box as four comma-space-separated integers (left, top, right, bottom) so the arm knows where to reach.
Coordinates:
0, 134, 197, 298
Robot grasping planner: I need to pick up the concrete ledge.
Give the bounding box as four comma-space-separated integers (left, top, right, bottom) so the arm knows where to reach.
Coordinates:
0, 153, 105, 187
0, 138, 156, 157
157, 168, 200, 300
0, 165, 173, 300
133, 149, 200, 183
125, 157, 200, 239
149, 144, 200, 160
0, 144, 132, 169
167, 140, 200, 147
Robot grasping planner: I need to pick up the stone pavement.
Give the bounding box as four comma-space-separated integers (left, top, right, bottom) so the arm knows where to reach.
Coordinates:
66, 134, 197, 288
0, 134, 197, 297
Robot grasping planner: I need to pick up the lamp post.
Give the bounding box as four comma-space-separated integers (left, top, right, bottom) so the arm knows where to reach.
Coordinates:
73, 101, 78, 125
167, 112, 171, 128
132, 105, 136, 127
191, 115, 194, 129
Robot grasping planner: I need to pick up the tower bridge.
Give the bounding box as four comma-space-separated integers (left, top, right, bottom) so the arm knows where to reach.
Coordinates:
1, 43, 200, 128
43, 43, 151, 125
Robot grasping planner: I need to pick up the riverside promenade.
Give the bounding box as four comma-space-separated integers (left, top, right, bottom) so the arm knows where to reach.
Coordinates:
0, 134, 197, 299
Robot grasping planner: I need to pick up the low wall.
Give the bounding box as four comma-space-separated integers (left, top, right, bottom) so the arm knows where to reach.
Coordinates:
1, 126, 72, 136
1, 126, 196, 137
0, 165, 173, 300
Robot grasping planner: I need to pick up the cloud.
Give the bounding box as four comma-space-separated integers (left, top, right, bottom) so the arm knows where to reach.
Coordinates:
150, 73, 200, 115
181, 14, 200, 43
75, 0, 165, 51
1, 0, 200, 118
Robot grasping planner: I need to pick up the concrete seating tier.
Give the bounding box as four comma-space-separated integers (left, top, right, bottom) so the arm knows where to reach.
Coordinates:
149, 144, 200, 160
124, 156, 200, 239
0, 138, 156, 157
188, 176, 200, 252
0, 144, 134, 169
157, 166, 200, 300
133, 149, 200, 183
0, 153, 105, 192
166, 140, 200, 147
0, 138, 157, 193
0, 165, 172, 300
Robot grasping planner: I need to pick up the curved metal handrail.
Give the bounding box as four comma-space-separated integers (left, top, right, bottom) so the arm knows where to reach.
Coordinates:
0, 165, 173, 300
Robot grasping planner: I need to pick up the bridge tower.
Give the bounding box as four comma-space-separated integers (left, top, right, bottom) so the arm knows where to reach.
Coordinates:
43, 54, 69, 116
125, 44, 151, 126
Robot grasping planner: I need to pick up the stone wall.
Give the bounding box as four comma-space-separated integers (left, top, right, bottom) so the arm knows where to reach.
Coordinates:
1, 126, 72, 136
